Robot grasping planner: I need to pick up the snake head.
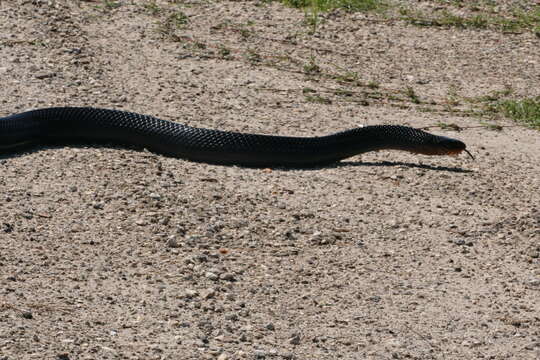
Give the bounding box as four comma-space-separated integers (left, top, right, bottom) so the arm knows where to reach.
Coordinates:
409, 131, 474, 160
435, 135, 474, 159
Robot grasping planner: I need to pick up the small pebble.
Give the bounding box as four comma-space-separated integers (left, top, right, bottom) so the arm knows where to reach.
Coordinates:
21, 311, 33, 319
309, 231, 323, 244
202, 288, 216, 299
220, 273, 236, 281
289, 334, 301, 345
35, 72, 56, 79
92, 202, 104, 210
166, 236, 179, 248
254, 350, 266, 358
205, 272, 219, 281
182, 289, 198, 298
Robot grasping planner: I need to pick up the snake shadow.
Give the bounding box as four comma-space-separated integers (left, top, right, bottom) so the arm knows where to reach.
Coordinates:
0, 143, 473, 173
327, 160, 473, 173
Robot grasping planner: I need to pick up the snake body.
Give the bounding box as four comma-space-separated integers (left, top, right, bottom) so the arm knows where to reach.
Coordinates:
0, 107, 469, 167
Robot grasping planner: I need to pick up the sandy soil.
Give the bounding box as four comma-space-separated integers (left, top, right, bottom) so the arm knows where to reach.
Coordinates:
0, 1, 539, 359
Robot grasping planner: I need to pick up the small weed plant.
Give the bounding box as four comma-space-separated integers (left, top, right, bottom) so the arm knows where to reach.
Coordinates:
497, 98, 540, 129
281, 0, 386, 13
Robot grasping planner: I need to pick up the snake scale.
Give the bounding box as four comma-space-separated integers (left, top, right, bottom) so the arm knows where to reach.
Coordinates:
0, 107, 472, 167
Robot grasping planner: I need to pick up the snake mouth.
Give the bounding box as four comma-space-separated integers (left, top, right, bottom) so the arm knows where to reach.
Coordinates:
436, 136, 474, 160
447, 148, 474, 159
440, 141, 475, 160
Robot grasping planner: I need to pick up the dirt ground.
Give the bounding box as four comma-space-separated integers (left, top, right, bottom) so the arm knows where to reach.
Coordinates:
0, 0, 539, 359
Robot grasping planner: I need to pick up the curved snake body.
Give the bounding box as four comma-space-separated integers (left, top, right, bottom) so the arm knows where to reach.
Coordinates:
0, 107, 470, 167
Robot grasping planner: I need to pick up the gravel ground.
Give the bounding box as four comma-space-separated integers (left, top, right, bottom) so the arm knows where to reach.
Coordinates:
0, 1, 539, 359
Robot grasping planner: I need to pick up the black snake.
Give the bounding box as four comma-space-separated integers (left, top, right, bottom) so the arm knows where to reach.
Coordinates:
0, 107, 472, 167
